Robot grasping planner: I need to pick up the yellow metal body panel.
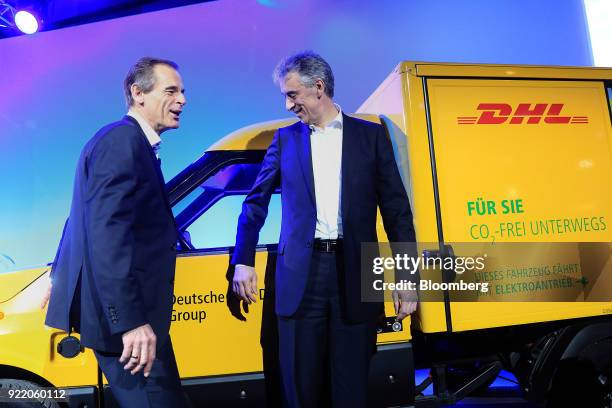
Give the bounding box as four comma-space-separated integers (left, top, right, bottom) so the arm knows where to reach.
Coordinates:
170, 252, 265, 376
428, 78, 611, 244
207, 118, 297, 151
0, 269, 98, 387
0, 267, 47, 303
427, 77, 612, 332
362, 62, 612, 333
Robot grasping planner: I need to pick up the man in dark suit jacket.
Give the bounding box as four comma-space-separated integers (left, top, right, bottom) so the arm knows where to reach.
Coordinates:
232, 51, 417, 407
41, 57, 187, 407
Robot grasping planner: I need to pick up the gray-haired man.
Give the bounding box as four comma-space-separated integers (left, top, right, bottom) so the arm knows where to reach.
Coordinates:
232, 51, 417, 407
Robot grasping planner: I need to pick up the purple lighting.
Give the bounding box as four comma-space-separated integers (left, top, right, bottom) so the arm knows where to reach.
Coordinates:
14, 10, 38, 34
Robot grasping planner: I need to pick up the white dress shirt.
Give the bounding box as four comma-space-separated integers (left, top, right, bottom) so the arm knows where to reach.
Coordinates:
310, 106, 343, 239
127, 110, 162, 156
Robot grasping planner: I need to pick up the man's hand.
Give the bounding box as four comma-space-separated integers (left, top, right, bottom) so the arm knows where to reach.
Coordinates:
119, 324, 156, 377
392, 289, 418, 321
40, 280, 52, 309
233, 264, 258, 304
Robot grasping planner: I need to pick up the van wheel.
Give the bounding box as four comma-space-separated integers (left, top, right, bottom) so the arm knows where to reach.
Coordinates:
547, 359, 611, 408
0, 379, 60, 408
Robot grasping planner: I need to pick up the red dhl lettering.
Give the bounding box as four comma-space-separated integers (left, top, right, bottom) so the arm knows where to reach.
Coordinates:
457, 103, 589, 125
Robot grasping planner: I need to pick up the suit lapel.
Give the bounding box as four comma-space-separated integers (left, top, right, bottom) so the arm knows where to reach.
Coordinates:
152, 158, 172, 210
123, 116, 174, 216
296, 122, 316, 206
340, 114, 354, 220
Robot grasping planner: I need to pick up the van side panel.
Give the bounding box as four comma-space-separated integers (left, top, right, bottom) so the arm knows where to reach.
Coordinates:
425, 78, 612, 332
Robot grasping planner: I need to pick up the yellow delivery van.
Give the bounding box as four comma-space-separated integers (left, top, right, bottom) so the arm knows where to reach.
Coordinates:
0, 62, 611, 407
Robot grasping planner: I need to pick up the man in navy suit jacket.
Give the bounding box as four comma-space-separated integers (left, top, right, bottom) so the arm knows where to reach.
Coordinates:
41, 57, 187, 407
233, 52, 417, 407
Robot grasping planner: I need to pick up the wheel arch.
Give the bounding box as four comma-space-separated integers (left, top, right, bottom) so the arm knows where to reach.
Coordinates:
0, 364, 56, 388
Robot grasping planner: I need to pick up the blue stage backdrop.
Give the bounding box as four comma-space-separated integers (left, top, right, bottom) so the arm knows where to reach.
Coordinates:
0, 0, 593, 271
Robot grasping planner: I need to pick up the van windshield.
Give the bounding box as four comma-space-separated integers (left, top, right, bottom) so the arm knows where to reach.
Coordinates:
167, 150, 280, 250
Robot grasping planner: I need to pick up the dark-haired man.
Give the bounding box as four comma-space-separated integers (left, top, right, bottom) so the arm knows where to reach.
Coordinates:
42, 57, 187, 407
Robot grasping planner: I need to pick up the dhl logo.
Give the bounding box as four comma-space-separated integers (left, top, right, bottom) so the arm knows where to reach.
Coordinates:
457, 103, 588, 125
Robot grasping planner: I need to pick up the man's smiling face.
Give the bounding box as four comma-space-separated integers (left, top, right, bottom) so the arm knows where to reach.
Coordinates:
280, 71, 323, 126
139, 64, 186, 134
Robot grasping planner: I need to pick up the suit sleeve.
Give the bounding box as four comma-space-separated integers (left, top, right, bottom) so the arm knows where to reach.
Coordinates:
85, 129, 147, 335
232, 130, 281, 267
376, 126, 415, 242
375, 126, 418, 282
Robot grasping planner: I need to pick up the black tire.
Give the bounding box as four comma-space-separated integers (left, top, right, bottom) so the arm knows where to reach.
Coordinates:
0, 379, 60, 408
546, 359, 610, 408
